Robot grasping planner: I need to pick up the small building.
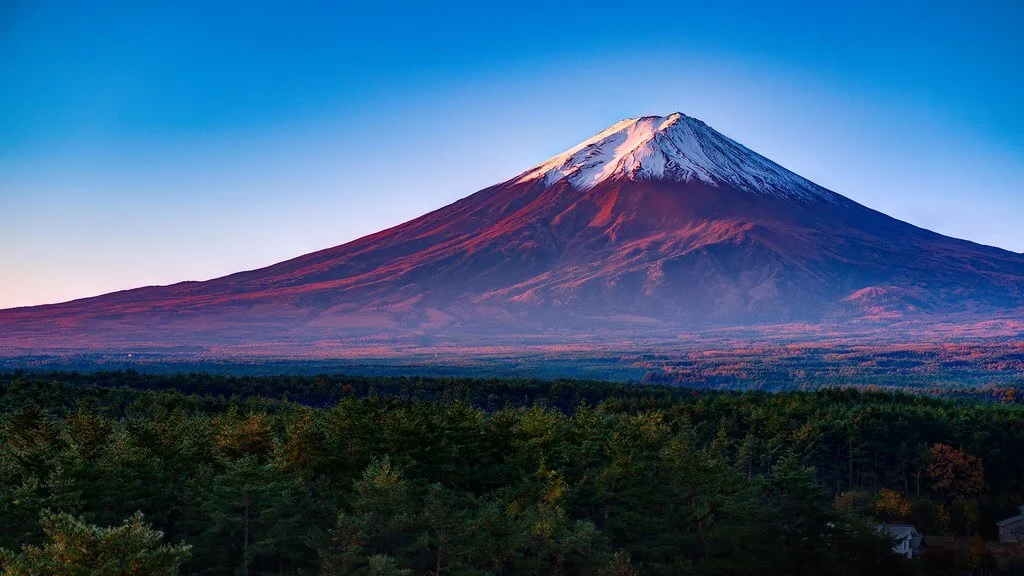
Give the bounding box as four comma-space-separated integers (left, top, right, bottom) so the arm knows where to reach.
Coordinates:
877, 524, 922, 558
997, 505, 1024, 543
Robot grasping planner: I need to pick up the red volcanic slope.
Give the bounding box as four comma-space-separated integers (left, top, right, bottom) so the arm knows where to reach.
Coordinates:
3, 113, 1024, 349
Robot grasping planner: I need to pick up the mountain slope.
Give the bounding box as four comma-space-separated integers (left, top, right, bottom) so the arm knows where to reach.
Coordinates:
3, 113, 1023, 349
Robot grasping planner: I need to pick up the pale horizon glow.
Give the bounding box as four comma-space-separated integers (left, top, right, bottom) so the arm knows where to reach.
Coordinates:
2, 1, 1022, 309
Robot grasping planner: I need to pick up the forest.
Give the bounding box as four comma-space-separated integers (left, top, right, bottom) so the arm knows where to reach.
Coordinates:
1, 371, 1023, 575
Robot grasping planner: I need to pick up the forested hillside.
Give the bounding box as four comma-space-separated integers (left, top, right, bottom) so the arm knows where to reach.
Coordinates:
1, 372, 1023, 575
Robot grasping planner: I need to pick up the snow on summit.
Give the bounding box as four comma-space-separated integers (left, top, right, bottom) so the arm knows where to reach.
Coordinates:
515, 113, 845, 204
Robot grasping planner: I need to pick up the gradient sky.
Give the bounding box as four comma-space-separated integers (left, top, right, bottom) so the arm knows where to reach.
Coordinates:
1, 0, 1022, 309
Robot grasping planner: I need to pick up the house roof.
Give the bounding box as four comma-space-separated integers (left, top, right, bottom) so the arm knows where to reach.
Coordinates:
877, 524, 920, 539
997, 514, 1024, 527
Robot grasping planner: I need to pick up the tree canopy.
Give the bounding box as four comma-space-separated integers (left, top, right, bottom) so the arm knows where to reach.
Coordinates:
2, 371, 1023, 574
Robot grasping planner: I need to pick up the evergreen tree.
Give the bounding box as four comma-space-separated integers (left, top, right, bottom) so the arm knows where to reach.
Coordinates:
0, 511, 189, 576
321, 457, 418, 575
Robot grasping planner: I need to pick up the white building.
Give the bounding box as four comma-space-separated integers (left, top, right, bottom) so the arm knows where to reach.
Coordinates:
997, 505, 1024, 543
877, 524, 922, 558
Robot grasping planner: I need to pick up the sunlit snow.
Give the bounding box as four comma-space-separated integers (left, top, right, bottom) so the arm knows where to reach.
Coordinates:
514, 113, 844, 204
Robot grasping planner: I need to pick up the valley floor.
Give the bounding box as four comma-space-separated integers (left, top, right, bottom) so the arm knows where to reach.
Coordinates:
2, 327, 1022, 392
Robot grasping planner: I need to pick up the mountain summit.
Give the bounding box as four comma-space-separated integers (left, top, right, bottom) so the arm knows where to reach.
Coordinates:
514, 113, 845, 204
3, 113, 1024, 350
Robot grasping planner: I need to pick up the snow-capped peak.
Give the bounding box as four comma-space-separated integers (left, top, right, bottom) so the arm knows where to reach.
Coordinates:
513, 113, 845, 204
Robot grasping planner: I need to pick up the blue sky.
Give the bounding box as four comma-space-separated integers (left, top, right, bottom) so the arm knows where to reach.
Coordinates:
1, 0, 1022, 308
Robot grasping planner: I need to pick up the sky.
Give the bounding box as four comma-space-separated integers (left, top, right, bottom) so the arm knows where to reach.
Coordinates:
1, 0, 1022, 308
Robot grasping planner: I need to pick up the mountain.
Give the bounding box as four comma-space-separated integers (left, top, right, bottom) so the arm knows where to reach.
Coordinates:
3, 112, 1024, 351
